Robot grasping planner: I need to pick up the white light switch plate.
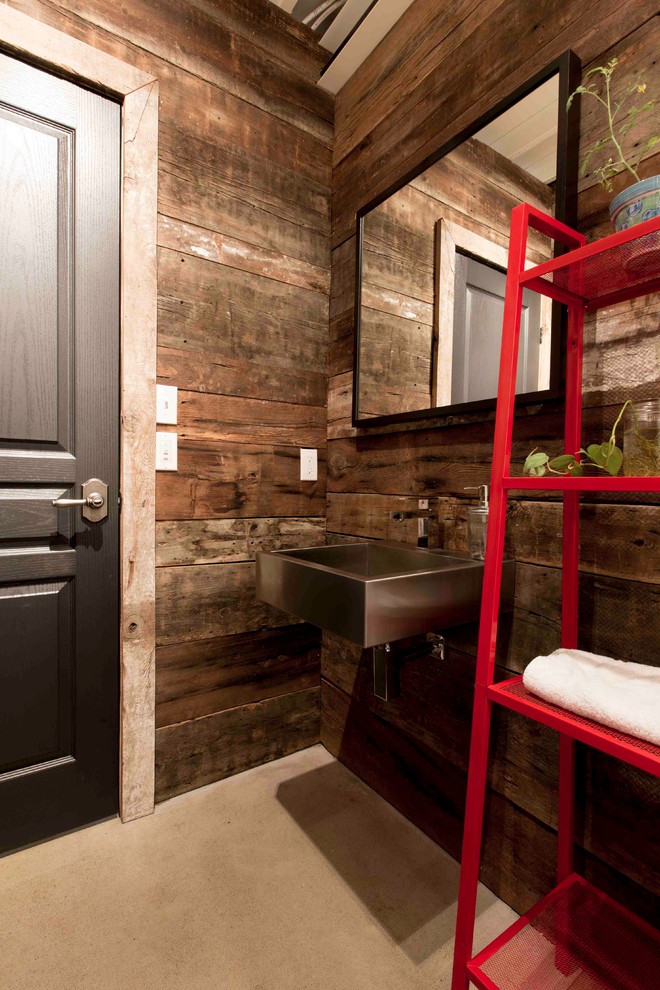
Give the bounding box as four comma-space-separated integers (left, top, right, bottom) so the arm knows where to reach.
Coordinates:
300, 448, 317, 481
156, 431, 177, 471
156, 384, 178, 424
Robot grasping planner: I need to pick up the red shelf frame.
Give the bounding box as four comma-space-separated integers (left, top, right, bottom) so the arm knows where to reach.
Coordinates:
518, 213, 660, 310
467, 874, 660, 990
489, 676, 660, 776
503, 474, 660, 492
450, 204, 660, 990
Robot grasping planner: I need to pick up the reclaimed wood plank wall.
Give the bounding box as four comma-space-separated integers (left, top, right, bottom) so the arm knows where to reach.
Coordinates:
4, 0, 333, 800
326, 0, 660, 921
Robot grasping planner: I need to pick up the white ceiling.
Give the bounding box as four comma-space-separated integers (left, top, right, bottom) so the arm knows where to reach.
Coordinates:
319, 0, 374, 52
269, 0, 416, 94
475, 77, 559, 184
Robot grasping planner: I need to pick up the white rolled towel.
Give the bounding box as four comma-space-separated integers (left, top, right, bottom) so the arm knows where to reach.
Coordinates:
522, 648, 660, 746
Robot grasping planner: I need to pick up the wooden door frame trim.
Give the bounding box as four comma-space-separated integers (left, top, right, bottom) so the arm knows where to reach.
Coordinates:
0, 5, 158, 822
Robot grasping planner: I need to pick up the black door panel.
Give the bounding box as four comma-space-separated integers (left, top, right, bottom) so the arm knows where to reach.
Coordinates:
0, 54, 120, 852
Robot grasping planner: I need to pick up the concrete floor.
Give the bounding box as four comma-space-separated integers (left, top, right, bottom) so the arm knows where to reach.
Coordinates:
0, 745, 516, 990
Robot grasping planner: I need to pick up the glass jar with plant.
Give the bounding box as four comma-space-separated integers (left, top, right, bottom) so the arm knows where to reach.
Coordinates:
523, 399, 660, 478
623, 399, 660, 476
568, 58, 659, 233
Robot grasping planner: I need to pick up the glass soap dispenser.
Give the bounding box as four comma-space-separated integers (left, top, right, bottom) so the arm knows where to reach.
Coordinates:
463, 485, 489, 560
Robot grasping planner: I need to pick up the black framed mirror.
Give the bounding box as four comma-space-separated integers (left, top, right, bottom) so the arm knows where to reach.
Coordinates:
353, 50, 581, 428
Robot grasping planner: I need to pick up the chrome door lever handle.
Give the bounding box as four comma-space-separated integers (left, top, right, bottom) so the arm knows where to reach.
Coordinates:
52, 494, 103, 508
52, 479, 108, 522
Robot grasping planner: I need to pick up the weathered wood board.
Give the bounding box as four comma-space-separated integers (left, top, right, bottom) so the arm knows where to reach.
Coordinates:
156, 561, 300, 646
156, 516, 325, 567
156, 686, 321, 802
156, 440, 326, 521
157, 625, 321, 728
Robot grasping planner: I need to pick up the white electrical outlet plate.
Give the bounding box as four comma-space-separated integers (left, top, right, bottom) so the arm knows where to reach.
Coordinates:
300, 448, 317, 481
156, 384, 178, 424
156, 431, 178, 471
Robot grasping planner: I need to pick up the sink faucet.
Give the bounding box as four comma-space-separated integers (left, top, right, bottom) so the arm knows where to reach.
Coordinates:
390, 498, 433, 548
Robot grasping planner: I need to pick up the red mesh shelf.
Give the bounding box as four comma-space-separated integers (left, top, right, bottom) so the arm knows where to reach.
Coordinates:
520, 216, 660, 310
503, 475, 660, 493
468, 874, 660, 990
488, 677, 660, 777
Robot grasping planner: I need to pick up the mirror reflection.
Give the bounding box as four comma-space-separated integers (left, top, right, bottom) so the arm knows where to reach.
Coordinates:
356, 74, 564, 423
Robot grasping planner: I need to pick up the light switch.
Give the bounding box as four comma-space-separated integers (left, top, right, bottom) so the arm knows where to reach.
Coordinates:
156, 431, 177, 471
300, 448, 317, 481
156, 384, 177, 424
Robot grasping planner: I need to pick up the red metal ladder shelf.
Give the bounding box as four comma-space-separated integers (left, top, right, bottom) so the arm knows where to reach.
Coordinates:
450, 203, 660, 990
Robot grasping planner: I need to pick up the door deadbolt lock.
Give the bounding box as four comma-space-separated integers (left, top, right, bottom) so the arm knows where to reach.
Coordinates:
52, 478, 109, 522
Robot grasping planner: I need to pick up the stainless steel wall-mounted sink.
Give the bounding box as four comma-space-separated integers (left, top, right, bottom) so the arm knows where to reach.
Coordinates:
256, 541, 515, 648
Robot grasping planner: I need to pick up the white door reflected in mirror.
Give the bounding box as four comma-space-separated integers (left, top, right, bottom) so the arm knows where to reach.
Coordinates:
451, 254, 549, 405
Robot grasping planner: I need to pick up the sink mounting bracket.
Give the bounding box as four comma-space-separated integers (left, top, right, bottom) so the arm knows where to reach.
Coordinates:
373, 643, 399, 701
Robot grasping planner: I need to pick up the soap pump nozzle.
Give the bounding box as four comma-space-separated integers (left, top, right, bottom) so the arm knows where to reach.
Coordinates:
463, 484, 489, 509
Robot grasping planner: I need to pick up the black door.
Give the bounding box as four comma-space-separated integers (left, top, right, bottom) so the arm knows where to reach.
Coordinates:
0, 54, 121, 852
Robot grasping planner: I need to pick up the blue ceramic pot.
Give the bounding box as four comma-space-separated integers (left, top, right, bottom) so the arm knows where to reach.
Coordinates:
609, 175, 660, 232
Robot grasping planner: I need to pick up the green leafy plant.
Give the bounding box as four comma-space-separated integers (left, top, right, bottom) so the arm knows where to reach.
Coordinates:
567, 58, 659, 191
523, 401, 631, 477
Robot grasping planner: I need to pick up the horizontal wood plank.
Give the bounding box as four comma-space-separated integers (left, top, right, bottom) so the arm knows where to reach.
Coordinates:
329, 237, 355, 320
325, 401, 660, 499
188, 0, 327, 84
155, 686, 320, 802
156, 516, 325, 567
326, 493, 442, 546
158, 215, 330, 295
156, 439, 326, 521
506, 500, 660, 583
156, 624, 321, 727
328, 372, 354, 440
159, 161, 330, 271
157, 345, 327, 408
157, 248, 328, 372
170, 389, 326, 448
160, 113, 331, 235
185, 0, 329, 83
156, 625, 321, 727
334, 0, 493, 165
329, 313, 355, 378
156, 561, 299, 645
